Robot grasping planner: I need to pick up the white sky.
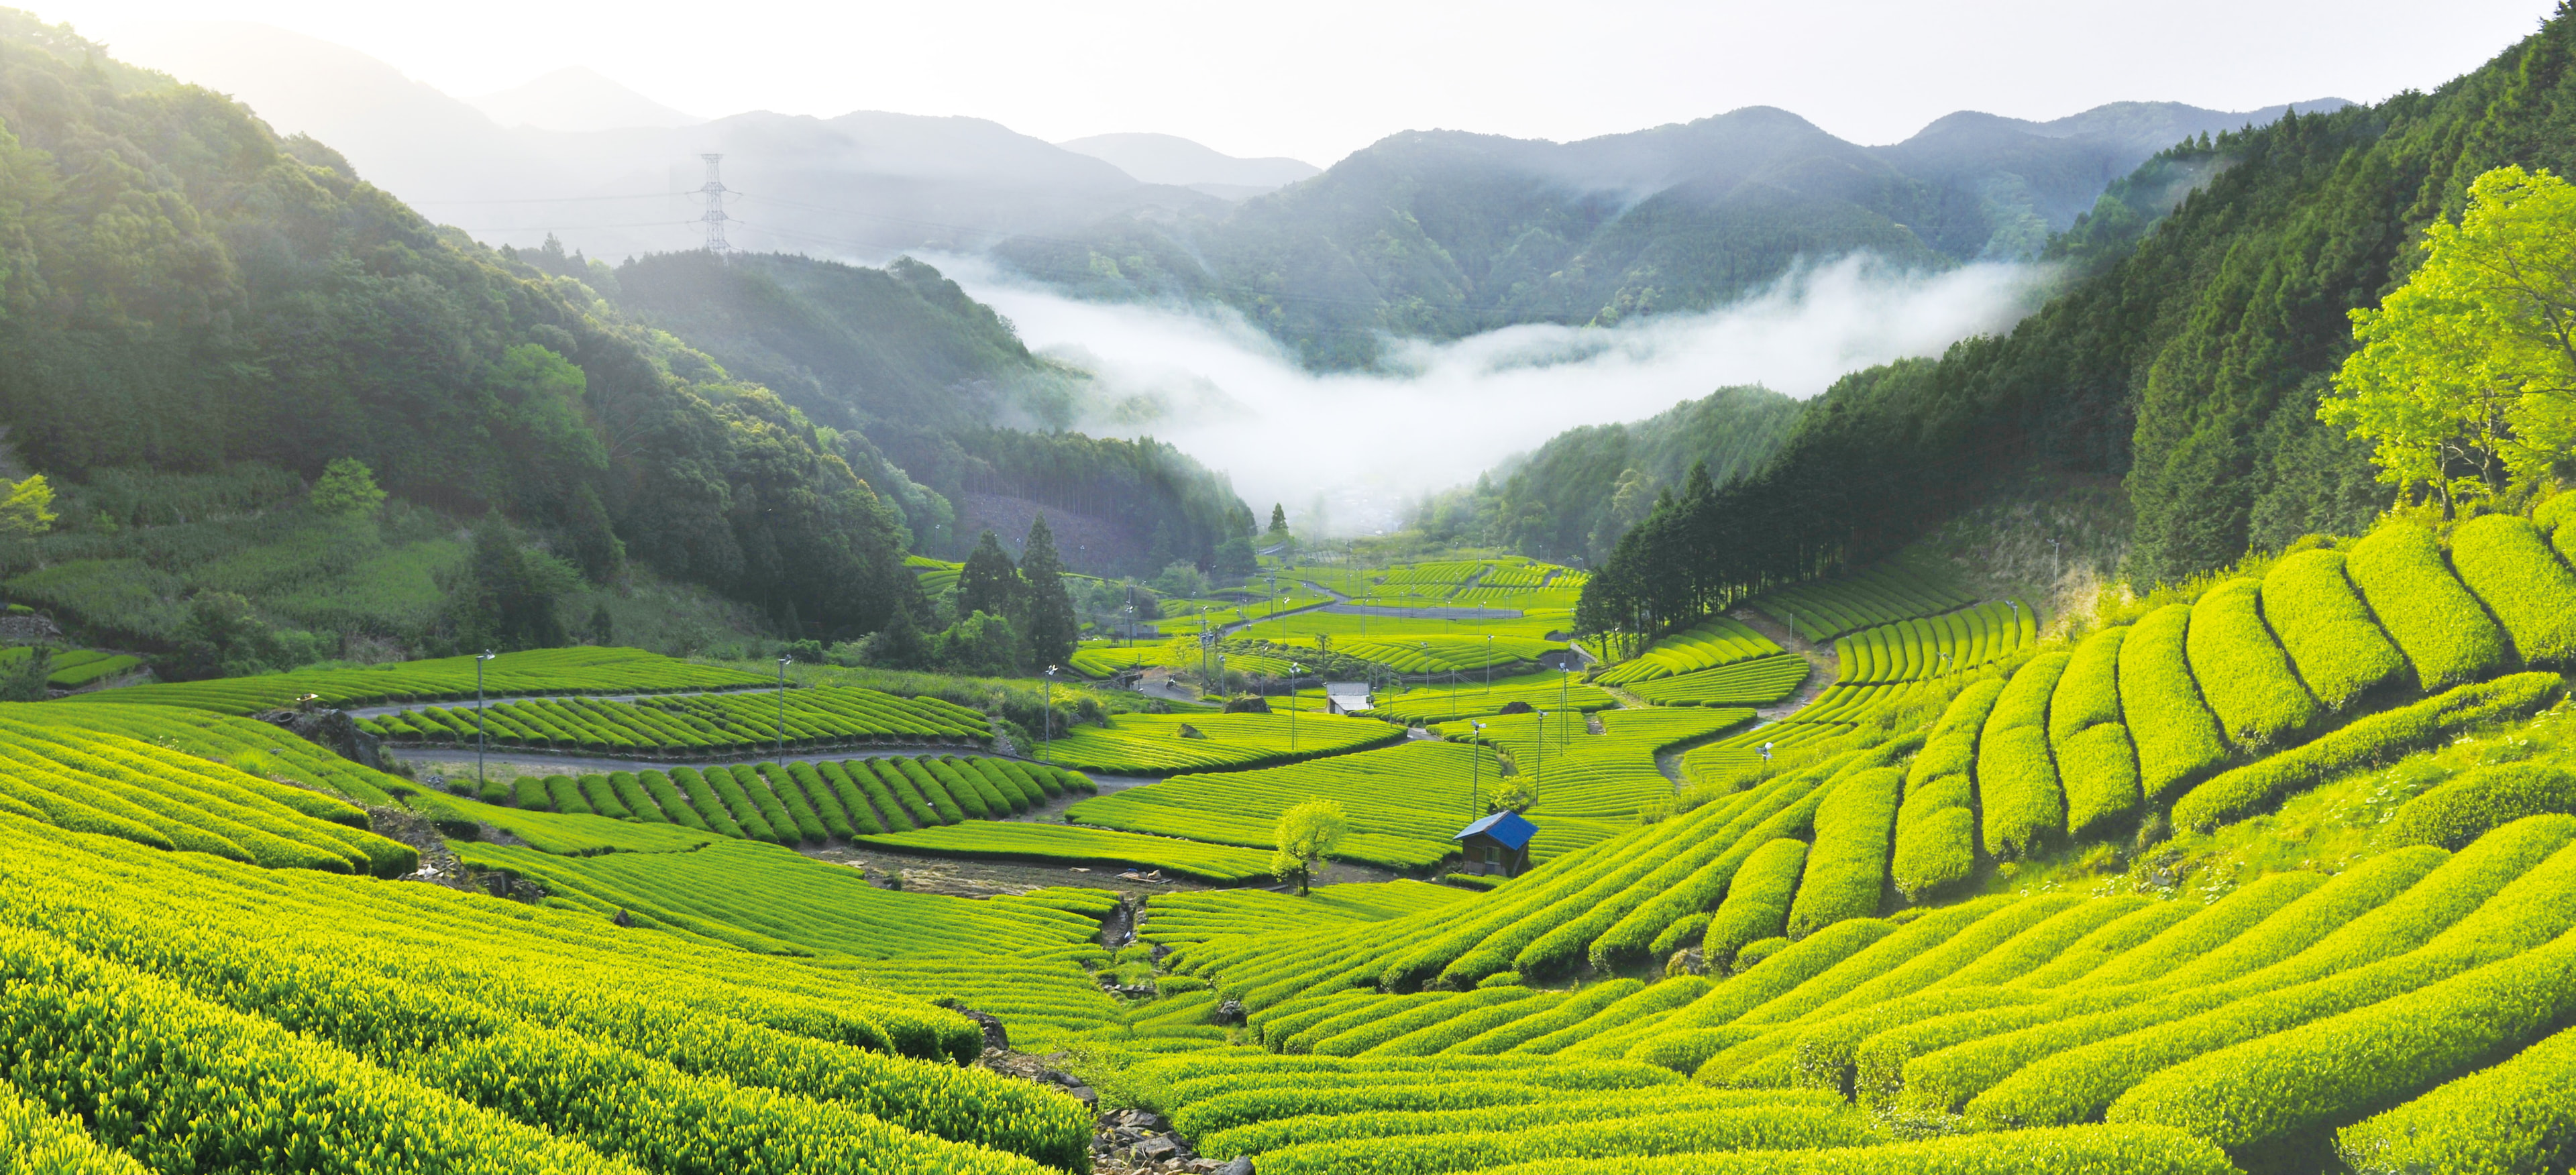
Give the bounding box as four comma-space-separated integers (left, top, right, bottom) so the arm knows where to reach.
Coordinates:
38, 0, 2559, 165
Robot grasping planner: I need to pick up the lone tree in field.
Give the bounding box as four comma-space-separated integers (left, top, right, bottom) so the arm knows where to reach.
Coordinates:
1020, 514, 1079, 669
309, 457, 386, 516
1268, 504, 1288, 537
1271, 798, 1348, 896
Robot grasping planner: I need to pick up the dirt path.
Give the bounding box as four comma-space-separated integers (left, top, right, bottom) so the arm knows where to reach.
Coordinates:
1731, 606, 1840, 724
796, 841, 1403, 900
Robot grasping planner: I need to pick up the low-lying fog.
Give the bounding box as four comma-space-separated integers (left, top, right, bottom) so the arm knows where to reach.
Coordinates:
931, 254, 2055, 535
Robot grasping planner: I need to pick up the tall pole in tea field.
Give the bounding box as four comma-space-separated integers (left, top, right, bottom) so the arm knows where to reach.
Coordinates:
775, 655, 792, 771
474, 650, 495, 790
1533, 710, 1546, 809
1289, 661, 1303, 753
1484, 634, 1493, 695
1468, 721, 1486, 819
1043, 665, 1059, 759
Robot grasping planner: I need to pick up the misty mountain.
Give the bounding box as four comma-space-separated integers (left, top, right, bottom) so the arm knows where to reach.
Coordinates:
1057, 133, 1320, 199
520, 243, 1251, 573
1414, 386, 1806, 564
468, 66, 702, 131
107, 21, 1222, 262
997, 99, 2347, 369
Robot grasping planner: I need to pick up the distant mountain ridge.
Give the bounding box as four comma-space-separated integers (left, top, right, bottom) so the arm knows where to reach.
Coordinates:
468, 66, 702, 131
105, 21, 1223, 262
1055, 132, 1320, 199
997, 98, 2348, 368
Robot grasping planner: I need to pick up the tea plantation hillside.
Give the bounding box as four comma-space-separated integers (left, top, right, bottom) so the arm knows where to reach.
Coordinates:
6, 513, 2576, 1174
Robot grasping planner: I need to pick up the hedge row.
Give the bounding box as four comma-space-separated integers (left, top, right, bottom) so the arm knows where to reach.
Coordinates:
1785, 769, 1900, 938
1976, 652, 2068, 858
2171, 672, 2565, 832
1470, 1125, 2237, 1175
1905, 824, 2565, 1117
2116, 604, 2229, 797
2185, 577, 2319, 749
2107, 922, 2576, 1150
2347, 522, 2510, 690
1585, 748, 1895, 972
0, 926, 635, 1175
2337, 1019, 2576, 1174
1369, 991, 1571, 1058
2451, 512, 2576, 665
2384, 762, 2576, 850
1972, 826, 2576, 1129
1248, 1104, 1876, 1175
1892, 679, 2001, 899
2261, 548, 2408, 709
0, 1083, 148, 1174
1316, 989, 1538, 1057
1199, 1086, 1836, 1158
2044, 626, 2139, 836
1705, 838, 1807, 963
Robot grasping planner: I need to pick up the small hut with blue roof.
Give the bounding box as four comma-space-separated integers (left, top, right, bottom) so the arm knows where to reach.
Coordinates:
1452, 810, 1537, 877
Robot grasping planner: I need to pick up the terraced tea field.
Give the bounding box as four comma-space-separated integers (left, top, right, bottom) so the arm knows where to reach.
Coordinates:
9, 522, 2576, 1175
356, 686, 993, 755
1028, 710, 1407, 774
79, 647, 771, 714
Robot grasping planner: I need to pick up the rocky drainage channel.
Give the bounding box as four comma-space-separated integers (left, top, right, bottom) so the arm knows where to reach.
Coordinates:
964, 1011, 1249, 1174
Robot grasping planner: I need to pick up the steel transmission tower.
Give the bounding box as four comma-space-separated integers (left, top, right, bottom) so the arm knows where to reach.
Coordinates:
696, 154, 733, 254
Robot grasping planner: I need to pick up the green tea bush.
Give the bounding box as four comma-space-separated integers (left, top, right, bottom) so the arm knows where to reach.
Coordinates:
1449, 981, 1642, 1055
2185, 578, 2319, 748
1976, 652, 2069, 858
1369, 991, 1570, 1058
1892, 679, 2001, 899
1785, 769, 1900, 938
2451, 512, 2576, 665
2347, 522, 2510, 689
1247, 1104, 1876, 1175
1599, 617, 1784, 684
2383, 761, 2576, 849
1705, 838, 1807, 962
2261, 549, 2408, 709
1974, 834, 2576, 1129
2015, 903, 2200, 989
2106, 929, 2576, 1150
2336, 1020, 2576, 1174
2117, 604, 2229, 797
1199, 1086, 1829, 1158
2538, 492, 2576, 559
1513, 978, 1711, 1056
0, 927, 636, 1175
0, 1083, 150, 1174
2173, 672, 2565, 832
1477, 1124, 2237, 1175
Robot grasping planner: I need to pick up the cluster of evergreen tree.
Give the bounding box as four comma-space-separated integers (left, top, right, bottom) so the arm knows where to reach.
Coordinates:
1582, 10, 2576, 633
868, 516, 1079, 677
0, 15, 923, 649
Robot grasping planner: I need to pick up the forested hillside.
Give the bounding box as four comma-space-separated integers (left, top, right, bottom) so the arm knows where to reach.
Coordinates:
536, 245, 1253, 574
1414, 385, 1804, 563
997, 101, 2337, 369
0, 11, 926, 650
1578, 13, 2576, 630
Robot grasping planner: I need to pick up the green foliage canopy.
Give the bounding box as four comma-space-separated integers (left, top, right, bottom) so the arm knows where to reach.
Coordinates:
2325, 166, 2576, 511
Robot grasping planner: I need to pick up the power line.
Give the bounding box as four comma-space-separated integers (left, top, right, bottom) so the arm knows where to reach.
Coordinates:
409, 192, 673, 205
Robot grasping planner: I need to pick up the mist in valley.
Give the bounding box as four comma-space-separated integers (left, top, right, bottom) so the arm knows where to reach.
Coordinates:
935, 253, 2057, 534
